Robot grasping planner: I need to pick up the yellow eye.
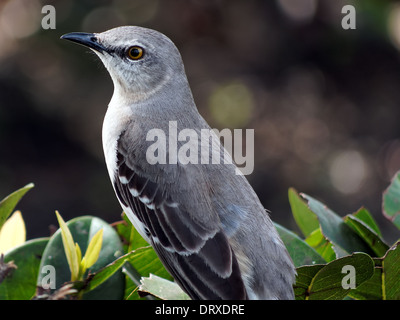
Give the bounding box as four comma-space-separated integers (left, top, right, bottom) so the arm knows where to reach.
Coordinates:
127, 46, 144, 60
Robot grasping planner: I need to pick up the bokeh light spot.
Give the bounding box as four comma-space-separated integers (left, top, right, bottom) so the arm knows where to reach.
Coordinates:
329, 150, 368, 195
0, 0, 41, 39
388, 4, 400, 51
276, 0, 317, 23
208, 81, 254, 128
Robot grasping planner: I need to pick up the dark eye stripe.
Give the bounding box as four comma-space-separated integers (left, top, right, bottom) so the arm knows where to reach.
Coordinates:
105, 45, 145, 61
107, 46, 125, 58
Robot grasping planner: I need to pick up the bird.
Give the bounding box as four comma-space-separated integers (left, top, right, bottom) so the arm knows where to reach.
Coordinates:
61, 26, 296, 300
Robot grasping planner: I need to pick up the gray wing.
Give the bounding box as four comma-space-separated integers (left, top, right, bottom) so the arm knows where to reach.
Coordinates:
114, 135, 247, 300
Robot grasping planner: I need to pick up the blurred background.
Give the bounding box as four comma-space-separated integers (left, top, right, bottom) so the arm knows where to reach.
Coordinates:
1, 0, 400, 243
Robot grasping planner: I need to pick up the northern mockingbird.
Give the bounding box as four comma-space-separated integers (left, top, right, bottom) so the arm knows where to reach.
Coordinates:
61, 26, 295, 300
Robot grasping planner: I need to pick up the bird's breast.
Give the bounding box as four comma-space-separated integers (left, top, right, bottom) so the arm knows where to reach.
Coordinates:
102, 102, 132, 182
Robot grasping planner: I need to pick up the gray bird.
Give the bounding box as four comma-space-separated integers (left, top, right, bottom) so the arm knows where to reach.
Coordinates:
61, 26, 296, 300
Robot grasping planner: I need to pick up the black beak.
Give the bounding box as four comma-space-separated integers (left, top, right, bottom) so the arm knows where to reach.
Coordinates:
60, 32, 108, 53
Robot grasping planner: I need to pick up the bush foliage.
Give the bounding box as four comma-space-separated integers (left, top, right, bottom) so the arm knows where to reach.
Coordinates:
0, 171, 399, 300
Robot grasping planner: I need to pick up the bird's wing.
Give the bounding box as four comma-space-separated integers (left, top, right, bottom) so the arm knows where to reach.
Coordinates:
114, 134, 247, 300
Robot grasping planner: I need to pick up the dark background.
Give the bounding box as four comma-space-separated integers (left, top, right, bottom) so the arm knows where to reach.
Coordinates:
1, 0, 399, 243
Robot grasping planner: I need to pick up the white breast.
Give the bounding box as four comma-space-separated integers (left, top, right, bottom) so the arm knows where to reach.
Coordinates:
102, 99, 152, 244
102, 98, 132, 182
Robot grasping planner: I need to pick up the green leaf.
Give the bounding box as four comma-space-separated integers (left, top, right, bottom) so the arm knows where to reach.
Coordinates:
75, 243, 82, 264
55, 211, 80, 282
344, 215, 389, 257
126, 243, 173, 282
353, 207, 382, 236
0, 238, 48, 300
347, 258, 383, 300
305, 228, 336, 262
82, 228, 103, 270
0, 183, 34, 231
275, 223, 325, 266
382, 170, 400, 230
348, 241, 400, 300
38, 216, 125, 300
83, 245, 164, 295
294, 253, 375, 300
124, 274, 140, 300
138, 274, 190, 300
83, 250, 134, 292
293, 264, 324, 300
123, 262, 155, 300
288, 188, 319, 237
301, 193, 374, 257
382, 242, 400, 299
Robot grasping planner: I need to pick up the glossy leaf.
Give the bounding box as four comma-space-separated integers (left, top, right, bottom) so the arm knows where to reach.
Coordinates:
38, 216, 124, 300
294, 264, 324, 300
275, 223, 325, 266
288, 188, 319, 237
305, 228, 336, 262
0, 183, 33, 231
83, 249, 136, 292
301, 193, 374, 257
347, 258, 383, 300
353, 207, 382, 236
382, 242, 400, 299
0, 238, 48, 300
344, 215, 389, 257
125, 244, 172, 282
349, 242, 400, 300
382, 170, 400, 230
138, 274, 190, 300
294, 253, 374, 300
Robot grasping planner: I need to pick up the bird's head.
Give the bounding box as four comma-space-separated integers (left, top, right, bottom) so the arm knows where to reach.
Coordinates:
61, 26, 186, 102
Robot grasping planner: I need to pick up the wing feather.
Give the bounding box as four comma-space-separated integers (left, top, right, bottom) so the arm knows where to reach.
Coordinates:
114, 137, 247, 300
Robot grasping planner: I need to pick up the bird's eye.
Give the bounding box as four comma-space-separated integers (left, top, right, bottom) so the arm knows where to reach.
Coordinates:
127, 46, 144, 60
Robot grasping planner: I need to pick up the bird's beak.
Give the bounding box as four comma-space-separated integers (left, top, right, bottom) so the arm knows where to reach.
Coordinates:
61, 32, 108, 53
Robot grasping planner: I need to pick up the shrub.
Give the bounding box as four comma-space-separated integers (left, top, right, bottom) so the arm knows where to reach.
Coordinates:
0, 171, 399, 300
